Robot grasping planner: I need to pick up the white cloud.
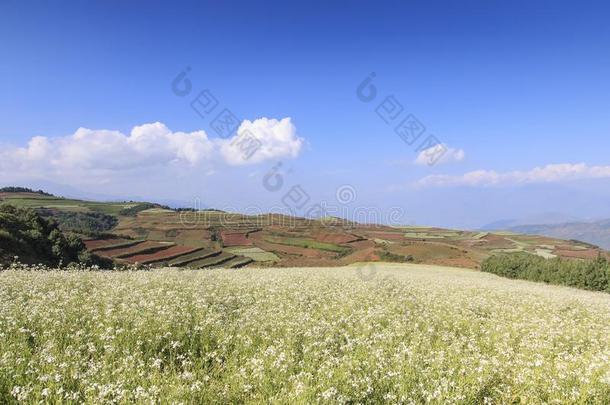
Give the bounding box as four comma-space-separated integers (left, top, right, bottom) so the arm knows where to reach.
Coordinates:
414, 144, 465, 166
219, 117, 304, 165
0, 118, 304, 182
415, 163, 610, 188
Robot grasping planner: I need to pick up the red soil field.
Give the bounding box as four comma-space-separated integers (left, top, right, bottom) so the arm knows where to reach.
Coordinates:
429, 257, 479, 269
250, 238, 335, 259
553, 249, 601, 260
338, 241, 378, 264
83, 239, 133, 251
97, 241, 171, 258
221, 232, 253, 247
360, 231, 406, 241
125, 245, 202, 264
478, 234, 517, 249
313, 232, 360, 244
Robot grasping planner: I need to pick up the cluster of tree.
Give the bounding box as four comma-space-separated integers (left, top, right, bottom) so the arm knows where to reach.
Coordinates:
119, 203, 171, 217
173, 207, 226, 212
378, 249, 415, 263
0, 205, 110, 268
0, 187, 54, 196
481, 253, 610, 292
37, 209, 118, 236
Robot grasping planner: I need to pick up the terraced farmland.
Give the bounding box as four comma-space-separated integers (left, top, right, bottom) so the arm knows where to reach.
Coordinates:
97, 241, 175, 259
123, 245, 203, 265
4, 192, 608, 270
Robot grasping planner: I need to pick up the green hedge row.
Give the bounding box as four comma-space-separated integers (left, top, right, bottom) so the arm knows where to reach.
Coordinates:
481, 253, 610, 292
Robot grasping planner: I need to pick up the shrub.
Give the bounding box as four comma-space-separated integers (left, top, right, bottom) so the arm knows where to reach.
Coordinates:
482, 253, 610, 293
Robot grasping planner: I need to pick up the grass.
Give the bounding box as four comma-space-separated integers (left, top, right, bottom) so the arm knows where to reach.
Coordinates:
167, 249, 221, 267
491, 248, 528, 254
186, 251, 235, 268
403, 232, 445, 239
2, 264, 610, 403
221, 256, 254, 268
264, 236, 349, 253
225, 247, 280, 262
107, 242, 175, 259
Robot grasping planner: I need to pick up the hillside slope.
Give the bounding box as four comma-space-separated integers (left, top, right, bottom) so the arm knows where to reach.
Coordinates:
0, 205, 90, 266
2, 190, 607, 269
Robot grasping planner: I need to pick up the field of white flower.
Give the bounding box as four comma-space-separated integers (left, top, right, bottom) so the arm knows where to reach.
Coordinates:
1, 264, 610, 404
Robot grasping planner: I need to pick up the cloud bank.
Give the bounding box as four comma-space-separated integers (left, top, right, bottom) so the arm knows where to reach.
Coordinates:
414, 144, 465, 166
416, 163, 610, 187
0, 118, 304, 181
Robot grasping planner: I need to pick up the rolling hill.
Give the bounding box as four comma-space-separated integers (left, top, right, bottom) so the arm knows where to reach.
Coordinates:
1, 189, 607, 269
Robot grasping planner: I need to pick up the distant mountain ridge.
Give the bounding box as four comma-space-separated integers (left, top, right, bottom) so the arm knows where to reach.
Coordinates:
480, 212, 583, 231
506, 220, 610, 250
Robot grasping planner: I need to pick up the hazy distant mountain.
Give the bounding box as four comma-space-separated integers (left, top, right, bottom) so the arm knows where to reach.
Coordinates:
480, 212, 582, 231
506, 220, 610, 250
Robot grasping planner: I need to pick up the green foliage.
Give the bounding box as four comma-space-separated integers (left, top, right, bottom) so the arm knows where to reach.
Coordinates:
482, 253, 610, 292
0, 186, 54, 196
378, 250, 415, 263
0, 204, 109, 267
37, 209, 118, 235
119, 203, 170, 217
265, 236, 349, 253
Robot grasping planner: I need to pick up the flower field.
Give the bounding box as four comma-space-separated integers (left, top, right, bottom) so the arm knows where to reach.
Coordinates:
1, 264, 610, 403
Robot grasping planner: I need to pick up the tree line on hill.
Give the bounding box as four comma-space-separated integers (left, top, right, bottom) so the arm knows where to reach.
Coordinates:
0, 187, 54, 196
37, 209, 119, 236
482, 253, 610, 292
119, 203, 171, 216
0, 205, 111, 268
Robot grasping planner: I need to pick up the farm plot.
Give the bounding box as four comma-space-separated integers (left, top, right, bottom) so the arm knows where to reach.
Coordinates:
186, 251, 236, 268
83, 238, 138, 251
226, 247, 280, 262
535, 248, 557, 259
85, 239, 146, 254
264, 236, 349, 253
359, 231, 407, 241
552, 248, 601, 260
312, 231, 362, 244
96, 241, 175, 259
123, 245, 203, 265
404, 232, 445, 239
385, 242, 477, 268
221, 231, 253, 247
219, 256, 254, 268
167, 249, 222, 267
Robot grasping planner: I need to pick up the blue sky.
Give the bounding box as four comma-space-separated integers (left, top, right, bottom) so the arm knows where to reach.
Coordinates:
2, 0, 610, 228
